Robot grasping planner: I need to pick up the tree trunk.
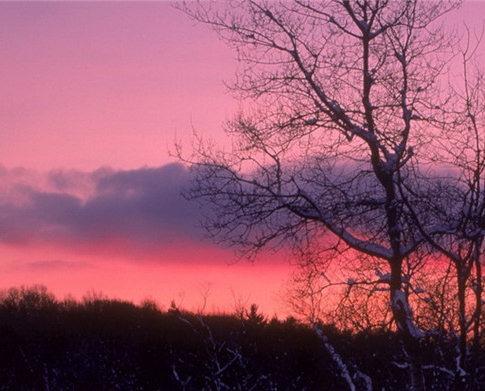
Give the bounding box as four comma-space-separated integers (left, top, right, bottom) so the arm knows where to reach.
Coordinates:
390, 261, 425, 391
406, 335, 425, 391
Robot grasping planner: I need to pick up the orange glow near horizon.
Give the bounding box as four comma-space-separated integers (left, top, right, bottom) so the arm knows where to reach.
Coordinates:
0, 242, 293, 317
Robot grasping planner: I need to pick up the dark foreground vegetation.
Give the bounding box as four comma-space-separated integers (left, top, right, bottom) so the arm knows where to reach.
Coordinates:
0, 285, 483, 391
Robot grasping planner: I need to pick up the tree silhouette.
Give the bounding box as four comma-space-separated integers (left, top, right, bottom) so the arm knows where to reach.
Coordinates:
176, 1, 467, 389
399, 26, 485, 389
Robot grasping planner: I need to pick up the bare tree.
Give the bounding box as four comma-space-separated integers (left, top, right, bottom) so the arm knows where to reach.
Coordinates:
398, 24, 485, 389
177, 1, 462, 389
283, 245, 395, 331
442, 28, 485, 390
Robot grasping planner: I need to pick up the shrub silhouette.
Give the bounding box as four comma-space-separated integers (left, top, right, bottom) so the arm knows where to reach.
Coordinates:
0, 285, 481, 390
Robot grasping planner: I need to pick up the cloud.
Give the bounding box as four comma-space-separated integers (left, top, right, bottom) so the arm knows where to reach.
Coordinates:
0, 163, 207, 260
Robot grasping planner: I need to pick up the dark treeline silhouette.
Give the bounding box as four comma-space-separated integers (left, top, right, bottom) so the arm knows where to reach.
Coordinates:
0, 285, 481, 390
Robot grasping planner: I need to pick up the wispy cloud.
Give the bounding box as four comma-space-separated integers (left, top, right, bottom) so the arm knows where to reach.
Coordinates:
0, 163, 207, 260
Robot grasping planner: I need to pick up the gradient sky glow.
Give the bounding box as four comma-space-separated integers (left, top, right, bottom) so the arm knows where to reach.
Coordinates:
0, 1, 484, 316
0, 2, 237, 170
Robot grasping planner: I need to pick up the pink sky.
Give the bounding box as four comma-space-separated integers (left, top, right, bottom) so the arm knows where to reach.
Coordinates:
0, 1, 483, 316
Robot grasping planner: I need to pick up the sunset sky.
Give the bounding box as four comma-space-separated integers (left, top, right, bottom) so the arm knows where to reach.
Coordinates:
0, 1, 483, 316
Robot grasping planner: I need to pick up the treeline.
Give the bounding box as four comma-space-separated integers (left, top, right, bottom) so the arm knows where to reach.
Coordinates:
0, 285, 481, 391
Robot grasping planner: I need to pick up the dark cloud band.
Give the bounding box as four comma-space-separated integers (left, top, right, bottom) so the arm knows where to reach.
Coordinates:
0, 163, 205, 258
